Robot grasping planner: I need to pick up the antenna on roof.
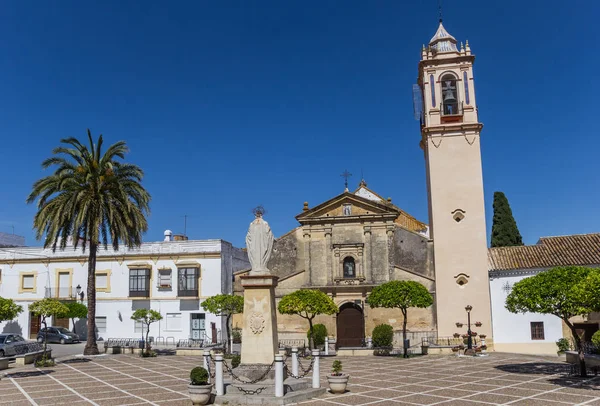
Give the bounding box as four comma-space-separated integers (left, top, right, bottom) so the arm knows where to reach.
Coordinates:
438, 0, 443, 22
182, 214, 190, 237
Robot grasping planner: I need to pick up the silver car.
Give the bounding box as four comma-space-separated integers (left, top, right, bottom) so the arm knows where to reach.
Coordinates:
0, 334, 27, 357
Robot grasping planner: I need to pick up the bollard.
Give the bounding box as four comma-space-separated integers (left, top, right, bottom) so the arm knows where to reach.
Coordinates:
275, 354, 284, 397
291, 347, 299, 377
215, 353, 224, 396
203, 351, 211, 383
367, 336, 373, 349
324, 337, 329, 356
311, 349, 320, 389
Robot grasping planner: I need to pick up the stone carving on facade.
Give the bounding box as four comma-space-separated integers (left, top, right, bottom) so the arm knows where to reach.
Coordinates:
246, 207, 274, 275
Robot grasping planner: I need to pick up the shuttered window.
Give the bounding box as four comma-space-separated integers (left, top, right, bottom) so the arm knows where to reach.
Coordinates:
530, 322, 545, 340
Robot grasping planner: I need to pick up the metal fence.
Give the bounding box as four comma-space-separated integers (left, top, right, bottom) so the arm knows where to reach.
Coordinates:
422, 335, 481, 347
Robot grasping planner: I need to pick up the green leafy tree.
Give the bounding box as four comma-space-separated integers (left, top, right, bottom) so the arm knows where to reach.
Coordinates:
506, 266, 600, 377
0, 297, 23, 323
131, 308, 162, 356
201, 294, 243, 353
490, 191, 523, 247
278, 289, 338, 349
65, 302, 88, 335
27, 130, 151, 355
367, 281, 433, 358
30, 298, 69, 355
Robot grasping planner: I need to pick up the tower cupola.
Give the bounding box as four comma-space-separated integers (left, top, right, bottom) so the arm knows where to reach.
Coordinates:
428, 22, 459, 54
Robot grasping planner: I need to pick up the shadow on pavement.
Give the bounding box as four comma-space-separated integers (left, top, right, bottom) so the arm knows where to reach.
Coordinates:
495, 362, 600, 391
6, 370, 54, 378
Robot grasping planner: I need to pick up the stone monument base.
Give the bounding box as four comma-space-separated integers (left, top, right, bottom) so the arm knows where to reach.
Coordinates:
232, 363, 287, 382
217, 378, 326, 405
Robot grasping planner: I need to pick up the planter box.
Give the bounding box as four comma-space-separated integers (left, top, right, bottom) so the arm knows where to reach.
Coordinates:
0, 358, 9, 370
16, 350, 52, 366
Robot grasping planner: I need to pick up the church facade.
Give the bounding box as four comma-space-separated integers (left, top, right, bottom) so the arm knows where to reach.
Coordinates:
235, 19, 494, 348
235, 182, 436, 347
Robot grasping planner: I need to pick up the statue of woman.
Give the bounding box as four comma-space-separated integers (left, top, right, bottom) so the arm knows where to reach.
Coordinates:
246, 208, 274, 275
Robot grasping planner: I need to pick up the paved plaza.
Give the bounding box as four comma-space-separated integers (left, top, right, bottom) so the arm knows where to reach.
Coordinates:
0, 353, 599, 406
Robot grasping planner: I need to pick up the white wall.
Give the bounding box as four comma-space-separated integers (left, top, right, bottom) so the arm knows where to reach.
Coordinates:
490, 271, 563, 355
0, 239, 249, 342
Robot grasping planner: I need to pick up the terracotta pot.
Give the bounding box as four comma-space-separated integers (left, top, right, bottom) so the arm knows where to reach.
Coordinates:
188, 383, 213, 405
327, 374, 350, 394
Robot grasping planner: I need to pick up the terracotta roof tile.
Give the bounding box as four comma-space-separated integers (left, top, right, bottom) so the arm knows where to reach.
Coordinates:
488, 233, 600, 272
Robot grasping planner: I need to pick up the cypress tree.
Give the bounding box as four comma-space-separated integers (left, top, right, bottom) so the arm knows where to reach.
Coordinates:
490, 191, 524, 247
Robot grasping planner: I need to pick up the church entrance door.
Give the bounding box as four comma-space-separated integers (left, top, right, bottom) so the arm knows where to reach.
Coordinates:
336, 302, 364, 348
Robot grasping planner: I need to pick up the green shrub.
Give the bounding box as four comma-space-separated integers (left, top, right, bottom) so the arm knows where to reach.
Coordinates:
232, 327, 242, 343
307, 324, 328, 347
331, 360, 342, 375
190, 367, 209, 385
225, 353, 241, 368
372, 324, 393, 348
592, 331, 600, 350
373, 348, 391, 356
556, 338, 571, 353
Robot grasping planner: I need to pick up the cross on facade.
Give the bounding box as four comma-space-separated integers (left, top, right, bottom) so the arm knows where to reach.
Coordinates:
341, 170, 352, 190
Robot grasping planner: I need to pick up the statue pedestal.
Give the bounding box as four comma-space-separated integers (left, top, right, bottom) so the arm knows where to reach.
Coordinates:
239, 275, 279, 367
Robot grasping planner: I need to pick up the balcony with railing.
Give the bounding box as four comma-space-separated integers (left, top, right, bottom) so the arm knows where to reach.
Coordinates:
440, 101, 463, 123
45, 287, 79, 300
129, 289, 150, 298
177, 288, 199, 298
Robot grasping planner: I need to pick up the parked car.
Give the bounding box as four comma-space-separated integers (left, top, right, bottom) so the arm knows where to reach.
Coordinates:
37, 327, 80, 344
0, 334, 27, 357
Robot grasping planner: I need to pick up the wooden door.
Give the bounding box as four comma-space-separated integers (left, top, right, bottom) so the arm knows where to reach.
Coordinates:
54, 317, 70, 329
336, 303, 364, 348
29, 312, 41, 339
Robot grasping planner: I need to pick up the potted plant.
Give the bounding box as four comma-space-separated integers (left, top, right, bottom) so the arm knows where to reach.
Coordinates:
474, 321, 482, 327
455, 322, 463, 328
480, 345, 487, 352
451, 346, 459, 353
327, 360, 350, 394
470, 331, 478, 336
188, 367, 213, 405
479, 334, 487, 339
461, 334, 469, 339
453, 333, 460, 338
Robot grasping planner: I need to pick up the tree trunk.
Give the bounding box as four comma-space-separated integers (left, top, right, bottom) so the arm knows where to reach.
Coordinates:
225, 314, 231, 354
145, 323, 150, 356
402, 308, 408, 358
84, 242, 99, 355
71, 318, 76, 335
42, 316, 48, 356
308, 317, 314, 350
565, 318, 586, 377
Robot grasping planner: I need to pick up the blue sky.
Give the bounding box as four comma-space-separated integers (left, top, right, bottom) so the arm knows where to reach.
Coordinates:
0, 1, 598, 248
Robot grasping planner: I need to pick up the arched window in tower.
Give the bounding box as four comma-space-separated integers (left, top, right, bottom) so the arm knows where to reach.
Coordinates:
441, 74, 459, 115
343, 257, 355, 278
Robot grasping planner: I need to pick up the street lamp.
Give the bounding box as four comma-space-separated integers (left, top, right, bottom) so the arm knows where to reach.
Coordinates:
465, 305, 473, 351
76, 285, 84, 301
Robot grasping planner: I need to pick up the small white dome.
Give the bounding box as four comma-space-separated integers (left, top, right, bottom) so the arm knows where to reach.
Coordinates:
164, 229, 173, 236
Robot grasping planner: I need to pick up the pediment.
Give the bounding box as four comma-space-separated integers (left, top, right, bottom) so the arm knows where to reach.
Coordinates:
296, 192, 399, 224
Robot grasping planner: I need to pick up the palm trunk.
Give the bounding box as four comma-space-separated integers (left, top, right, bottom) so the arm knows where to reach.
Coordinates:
84, 242, 99, 355
71, 318, 76, 335
402, 308, 408, 358
565, 319, 586, 377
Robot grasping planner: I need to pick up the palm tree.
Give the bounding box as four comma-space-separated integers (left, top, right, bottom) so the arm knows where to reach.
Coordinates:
27, 130, 150, 355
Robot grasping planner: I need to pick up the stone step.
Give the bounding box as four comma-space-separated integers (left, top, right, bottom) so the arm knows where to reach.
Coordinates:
215, 386, 326, 405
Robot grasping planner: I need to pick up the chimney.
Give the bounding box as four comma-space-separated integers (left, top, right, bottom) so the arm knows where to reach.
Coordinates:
164, 230, 173, 242
173, 234, 188, 241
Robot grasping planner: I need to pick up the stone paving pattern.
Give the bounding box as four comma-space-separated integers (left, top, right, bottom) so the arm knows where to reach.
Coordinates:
0, 353, 599, 405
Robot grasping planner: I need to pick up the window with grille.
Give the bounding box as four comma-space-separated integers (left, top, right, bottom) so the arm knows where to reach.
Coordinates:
129, 269, 150, 297
178, 268, 199, 297
530, 322, 545, 340
158, 268, 172, 289
134, 320, 143, 334
95, 316, 107, 333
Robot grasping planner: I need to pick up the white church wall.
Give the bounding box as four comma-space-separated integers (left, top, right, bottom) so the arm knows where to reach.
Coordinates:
490, 271, 563, 356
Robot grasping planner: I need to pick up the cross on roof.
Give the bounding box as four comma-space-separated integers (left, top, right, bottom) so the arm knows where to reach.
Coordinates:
341, 170, 352, 191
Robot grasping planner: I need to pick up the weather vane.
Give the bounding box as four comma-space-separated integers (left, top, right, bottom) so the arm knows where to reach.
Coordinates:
340, 169, 352, 190
438, 0, 443, 22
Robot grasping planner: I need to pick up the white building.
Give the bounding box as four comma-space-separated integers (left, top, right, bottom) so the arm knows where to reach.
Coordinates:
0, 232, 249, 343
488, 233, 600, 355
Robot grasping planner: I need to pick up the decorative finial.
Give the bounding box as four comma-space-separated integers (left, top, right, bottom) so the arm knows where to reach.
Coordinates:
340, 170, 352, 192
303, 202, 309, 212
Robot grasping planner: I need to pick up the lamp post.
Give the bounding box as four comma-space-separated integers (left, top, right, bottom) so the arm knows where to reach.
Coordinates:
465, 305, 473, 351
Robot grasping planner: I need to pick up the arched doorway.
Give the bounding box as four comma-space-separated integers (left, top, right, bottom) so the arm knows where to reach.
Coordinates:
336, 302, 364, 347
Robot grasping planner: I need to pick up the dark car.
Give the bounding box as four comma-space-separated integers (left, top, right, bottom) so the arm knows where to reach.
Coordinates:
37, 327, 80, 344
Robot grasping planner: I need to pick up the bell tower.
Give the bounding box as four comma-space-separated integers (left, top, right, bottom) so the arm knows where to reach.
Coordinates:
417, 20, 493, 340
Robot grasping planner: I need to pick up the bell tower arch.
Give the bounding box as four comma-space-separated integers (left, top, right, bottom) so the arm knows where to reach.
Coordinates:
417, 20, 492, 340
